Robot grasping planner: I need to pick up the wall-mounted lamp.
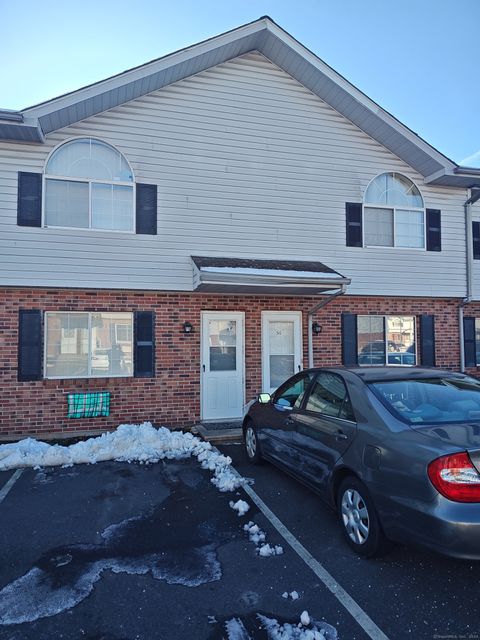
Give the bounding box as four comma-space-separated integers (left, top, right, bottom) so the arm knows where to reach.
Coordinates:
182, 321, 194, 334
312, 321, 322, 335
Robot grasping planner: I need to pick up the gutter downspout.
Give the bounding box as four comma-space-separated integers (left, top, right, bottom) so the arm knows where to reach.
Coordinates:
308, 285, 347, 368
461, 189, 480, 371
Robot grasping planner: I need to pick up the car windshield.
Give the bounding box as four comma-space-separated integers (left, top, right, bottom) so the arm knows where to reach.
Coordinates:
369, 376, 480, 424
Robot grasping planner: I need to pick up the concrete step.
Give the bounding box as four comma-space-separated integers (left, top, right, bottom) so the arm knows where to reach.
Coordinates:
193, 422, 243, 443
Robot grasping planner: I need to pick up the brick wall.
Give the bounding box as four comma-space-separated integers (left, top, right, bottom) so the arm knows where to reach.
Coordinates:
0, 288, 465, 439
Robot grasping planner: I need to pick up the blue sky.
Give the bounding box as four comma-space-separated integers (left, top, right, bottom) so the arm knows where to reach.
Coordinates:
2, 0, 479, 166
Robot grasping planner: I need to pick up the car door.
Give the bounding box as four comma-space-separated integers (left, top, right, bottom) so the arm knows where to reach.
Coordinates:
289, 372, 357, 492
256, 371, 314, 470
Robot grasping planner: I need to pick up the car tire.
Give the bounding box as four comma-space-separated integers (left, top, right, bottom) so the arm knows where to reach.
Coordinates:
336, 476, 390, 558
244, 421, 262, 465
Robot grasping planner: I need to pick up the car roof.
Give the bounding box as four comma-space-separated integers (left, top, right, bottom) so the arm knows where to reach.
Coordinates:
309, 366, 465, 383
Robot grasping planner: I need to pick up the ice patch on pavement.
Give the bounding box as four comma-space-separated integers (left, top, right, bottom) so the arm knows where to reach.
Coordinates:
224, 617, 252, 639
0, 543, 221, 625
243, 521, 283, 557
229, 499, 250, 516
0, 423, 243, 493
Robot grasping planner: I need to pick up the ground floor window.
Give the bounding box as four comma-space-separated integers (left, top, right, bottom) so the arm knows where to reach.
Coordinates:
45, 312, 133, 378
357, 315, 416, 366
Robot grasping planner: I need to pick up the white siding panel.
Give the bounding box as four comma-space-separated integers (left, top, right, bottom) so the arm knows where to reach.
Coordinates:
0, 52, 468, 296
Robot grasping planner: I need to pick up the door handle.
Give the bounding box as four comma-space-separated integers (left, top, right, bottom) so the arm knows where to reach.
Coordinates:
202, 364, 205, 372
336, 430, 348, 440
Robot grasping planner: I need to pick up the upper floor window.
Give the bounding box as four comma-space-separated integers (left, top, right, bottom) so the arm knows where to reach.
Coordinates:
363, 173, 425, 249
44, 138, 134, 232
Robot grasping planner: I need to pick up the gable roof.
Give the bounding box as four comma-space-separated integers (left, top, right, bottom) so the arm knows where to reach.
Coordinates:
1, 16, 478, 188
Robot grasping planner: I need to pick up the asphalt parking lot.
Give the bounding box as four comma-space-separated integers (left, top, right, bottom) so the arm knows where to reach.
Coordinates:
0, 442, 479, 640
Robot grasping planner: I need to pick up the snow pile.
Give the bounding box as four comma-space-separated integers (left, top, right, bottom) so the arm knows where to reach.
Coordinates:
243, 521, 283, 557
229, 499, 250, 516
258, 543, 284, 557
282, 591, 300, 600
0, 423, 243, 493
244, 521, 266, 545
258, 612, 337, 640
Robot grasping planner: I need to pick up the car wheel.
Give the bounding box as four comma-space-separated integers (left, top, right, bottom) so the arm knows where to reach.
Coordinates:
244, 421, 262, 465
337, 477, 390, 558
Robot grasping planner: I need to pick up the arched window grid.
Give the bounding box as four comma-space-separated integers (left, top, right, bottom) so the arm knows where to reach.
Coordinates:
43, 138, 135, 233
363, 172, 426, 250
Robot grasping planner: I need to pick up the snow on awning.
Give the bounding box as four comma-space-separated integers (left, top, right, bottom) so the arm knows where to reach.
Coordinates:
191, 256, 350, 295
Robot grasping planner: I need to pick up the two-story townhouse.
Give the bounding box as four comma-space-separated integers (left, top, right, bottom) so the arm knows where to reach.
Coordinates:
1, 17, 479, 440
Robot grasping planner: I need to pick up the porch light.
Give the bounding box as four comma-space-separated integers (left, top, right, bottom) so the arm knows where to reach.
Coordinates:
312, 321, 322, 335
182, 321, 194, 334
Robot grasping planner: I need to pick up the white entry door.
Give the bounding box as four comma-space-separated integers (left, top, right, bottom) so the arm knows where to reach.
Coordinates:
262, 311, 303, 394
201, 312, 245, 421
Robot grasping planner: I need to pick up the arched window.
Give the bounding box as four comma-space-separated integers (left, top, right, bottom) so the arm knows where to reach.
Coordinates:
363, 172, 425, 248
44, 138, 134, 231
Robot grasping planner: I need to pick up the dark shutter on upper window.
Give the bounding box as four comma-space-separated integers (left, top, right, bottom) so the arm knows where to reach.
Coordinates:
345, 203, 362, 247
426, 209, 441, 252
464, 317, 477, 368
136, 184, 157, 235
18, 310, 42, 381
419, 315, 435, 367
473, 222, 480, 260
134, 311, 155, 377
17, 172, 42, 227
341, 313, 358, 366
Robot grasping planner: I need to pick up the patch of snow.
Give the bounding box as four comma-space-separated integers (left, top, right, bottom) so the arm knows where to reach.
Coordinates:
257, 543, 284, 557
282, 591, 289, 599
243, 521, 283, 557
0, 423, 243, 493
282, 590, 300, 600
229, 499, 250, 516
224, 617, 252, 639
258, 613, 337, 640
300, 611, 310, 626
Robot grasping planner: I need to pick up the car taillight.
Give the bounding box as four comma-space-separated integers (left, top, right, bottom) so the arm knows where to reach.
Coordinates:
428, 452, 480, 503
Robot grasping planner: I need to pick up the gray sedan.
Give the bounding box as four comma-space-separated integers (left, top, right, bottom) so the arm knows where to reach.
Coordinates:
243, 367, 480, 559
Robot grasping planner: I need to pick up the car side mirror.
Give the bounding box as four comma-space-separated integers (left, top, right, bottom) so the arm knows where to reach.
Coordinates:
258, 393, 271, 404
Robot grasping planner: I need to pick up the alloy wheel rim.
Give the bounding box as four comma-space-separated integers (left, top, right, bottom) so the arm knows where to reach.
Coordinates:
245, 426, 257, 459
341, 488, 370, 545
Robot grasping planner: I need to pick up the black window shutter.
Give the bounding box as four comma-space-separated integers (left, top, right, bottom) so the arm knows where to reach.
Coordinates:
473, 221, 480, 260
136, 184, 157, 235
134, 311, 155, 377
426, 209, 441, 252
464, 317, 477, 368
420, 315, 435, 367
18, 310, 42, 381
17, 172, 42, 227
345, 203, 363, 247
341, 313, 358, 366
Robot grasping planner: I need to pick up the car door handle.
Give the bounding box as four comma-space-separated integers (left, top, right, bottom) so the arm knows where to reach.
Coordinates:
336, 430, 348, 441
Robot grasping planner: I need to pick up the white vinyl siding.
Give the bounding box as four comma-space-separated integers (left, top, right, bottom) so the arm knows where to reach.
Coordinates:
0, 52, 469, 297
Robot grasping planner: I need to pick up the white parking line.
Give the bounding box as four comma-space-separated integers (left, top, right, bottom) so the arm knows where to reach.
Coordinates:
0, 469, 24, 505
232, 467, 390, 640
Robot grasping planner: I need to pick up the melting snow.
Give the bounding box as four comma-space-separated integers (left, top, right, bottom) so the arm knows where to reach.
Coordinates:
243, 521, 283, 557
0, 423, 243, 493
229, 499, 250, 516
222, 613, 337, 639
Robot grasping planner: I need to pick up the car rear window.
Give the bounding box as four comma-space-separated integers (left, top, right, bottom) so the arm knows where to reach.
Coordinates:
369, 376, 480, 424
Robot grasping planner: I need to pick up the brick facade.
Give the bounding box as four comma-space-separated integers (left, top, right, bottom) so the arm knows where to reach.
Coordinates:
0, 287, 469, 439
